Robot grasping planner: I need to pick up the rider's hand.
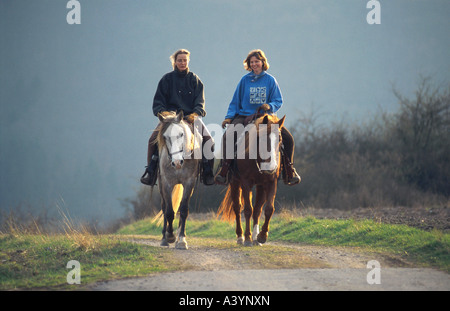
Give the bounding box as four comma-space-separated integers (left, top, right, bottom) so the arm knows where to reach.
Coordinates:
260, 104, 271, 111
185, 112, 199, 124
158, 111, 174, 118
222, 119, 232, 129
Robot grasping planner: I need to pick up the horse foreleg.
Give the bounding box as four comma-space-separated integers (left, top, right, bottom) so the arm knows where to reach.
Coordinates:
175, 202, 189, 250
252, 185, 266, 245
176, 184, 194, 250
161, 184, 176, 244
159, 190, 170, 246
258, 182, 277, 244
165, 210, 176, 244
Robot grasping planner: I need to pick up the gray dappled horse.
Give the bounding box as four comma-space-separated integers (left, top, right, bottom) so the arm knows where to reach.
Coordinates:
154, 111, 201, 249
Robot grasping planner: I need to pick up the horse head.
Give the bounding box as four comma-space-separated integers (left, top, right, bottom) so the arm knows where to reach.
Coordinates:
255, 114, 286, 174
158, 111, 193, 169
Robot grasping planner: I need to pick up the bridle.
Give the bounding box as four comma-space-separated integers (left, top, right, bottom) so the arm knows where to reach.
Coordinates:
164, 123, 194, 161
255, 129, 282, 175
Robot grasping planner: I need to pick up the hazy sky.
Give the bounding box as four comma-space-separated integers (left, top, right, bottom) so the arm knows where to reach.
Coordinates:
1, 0, 449, 222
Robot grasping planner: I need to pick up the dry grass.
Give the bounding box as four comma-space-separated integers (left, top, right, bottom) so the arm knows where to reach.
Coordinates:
57, 206, 98, 252
0, 201, 99, 252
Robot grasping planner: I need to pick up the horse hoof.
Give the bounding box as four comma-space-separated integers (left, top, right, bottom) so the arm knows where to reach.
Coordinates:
257, 232, 267, 244
175, 236, 188, 249
175, 240, 188, 250
253, 240, 262, 246
236, 236, 244, 245
166, 232, 176, 244
244, 240, 253, 247
160, 238, 169, 247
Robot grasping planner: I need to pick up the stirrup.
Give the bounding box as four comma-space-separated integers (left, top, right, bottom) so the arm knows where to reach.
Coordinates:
201, 166, 215, 186
286, 167, 301, 186
214, 171, 229, 185
214, 160, 232, 185
140, 165, 158, 186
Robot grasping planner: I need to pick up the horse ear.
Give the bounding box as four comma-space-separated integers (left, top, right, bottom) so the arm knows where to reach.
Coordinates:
158, 113, 166, 123
176, 110, 184, 122
278, 115, 286, 128
262, 115, 269, 124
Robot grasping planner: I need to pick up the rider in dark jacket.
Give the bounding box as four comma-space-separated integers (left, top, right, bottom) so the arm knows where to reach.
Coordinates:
153, 69, 206, 118
141, 49, 215, 186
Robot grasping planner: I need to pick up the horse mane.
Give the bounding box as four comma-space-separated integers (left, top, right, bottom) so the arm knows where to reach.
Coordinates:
254, 113, 281, 128
151, 120, 171, 150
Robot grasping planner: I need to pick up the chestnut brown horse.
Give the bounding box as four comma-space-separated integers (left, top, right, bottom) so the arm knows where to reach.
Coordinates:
217, 113, 285, 246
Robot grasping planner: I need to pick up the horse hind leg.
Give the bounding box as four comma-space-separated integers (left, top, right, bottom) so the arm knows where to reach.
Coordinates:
229, 182, 244, 245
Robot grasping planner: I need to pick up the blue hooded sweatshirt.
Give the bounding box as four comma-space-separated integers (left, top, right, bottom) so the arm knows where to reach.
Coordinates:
225, 71, 283, 119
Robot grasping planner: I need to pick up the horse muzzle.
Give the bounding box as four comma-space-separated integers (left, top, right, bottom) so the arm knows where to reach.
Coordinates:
171, 159, 184, 169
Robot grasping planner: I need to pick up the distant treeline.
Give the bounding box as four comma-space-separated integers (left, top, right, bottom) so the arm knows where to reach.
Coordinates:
126, 77, 450, 221
279, 77, 450, 210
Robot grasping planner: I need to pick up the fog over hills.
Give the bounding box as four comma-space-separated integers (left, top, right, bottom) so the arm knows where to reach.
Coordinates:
1, 0, 449, 223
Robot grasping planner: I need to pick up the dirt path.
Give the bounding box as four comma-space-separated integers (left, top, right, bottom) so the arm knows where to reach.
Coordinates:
90, 236, 449, 291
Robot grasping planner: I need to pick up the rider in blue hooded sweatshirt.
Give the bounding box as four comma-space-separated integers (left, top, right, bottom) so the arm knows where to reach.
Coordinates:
225, 70, 283, 118
215, 49, 301, 186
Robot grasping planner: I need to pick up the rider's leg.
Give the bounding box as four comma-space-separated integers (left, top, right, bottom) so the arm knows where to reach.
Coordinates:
215, 117, 245, 185
281, 127, 301, 185
141, 130, 159, 186
201, 136, 215, 186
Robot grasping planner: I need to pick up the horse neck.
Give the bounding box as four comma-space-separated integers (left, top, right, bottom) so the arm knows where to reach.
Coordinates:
182, 122, 194, 155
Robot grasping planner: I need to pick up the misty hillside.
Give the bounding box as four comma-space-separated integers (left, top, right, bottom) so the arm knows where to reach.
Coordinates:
1, 1, 449, 224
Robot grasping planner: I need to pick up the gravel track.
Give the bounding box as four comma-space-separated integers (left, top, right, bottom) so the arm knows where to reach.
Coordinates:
91, 236, 449, 291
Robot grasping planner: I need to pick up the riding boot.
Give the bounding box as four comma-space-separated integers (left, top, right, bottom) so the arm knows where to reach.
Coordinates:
141, 142, 159, 186
201, 158, 215, 186
214, 159, 232, 185
284, 161, 301, 186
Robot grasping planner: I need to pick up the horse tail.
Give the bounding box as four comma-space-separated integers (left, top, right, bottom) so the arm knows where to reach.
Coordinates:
150, 184, 184, 226
171, 184, 183, 216
217, 184, 241, 223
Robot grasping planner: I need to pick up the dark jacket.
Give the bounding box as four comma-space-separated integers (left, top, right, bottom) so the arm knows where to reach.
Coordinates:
152, 69, 206, 117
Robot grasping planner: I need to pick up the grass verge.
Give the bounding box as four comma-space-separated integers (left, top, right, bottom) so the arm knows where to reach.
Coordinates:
0, 234, 176, 290
118, 214, 450, 272
1, 214, 448, 290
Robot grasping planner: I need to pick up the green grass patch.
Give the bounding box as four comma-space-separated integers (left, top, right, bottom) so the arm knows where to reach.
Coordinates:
119, 215, 450, 272
269, 216, 449, 271
2, 215, 448, 290
0, 234, 177, 290
117, 217, 236, 239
